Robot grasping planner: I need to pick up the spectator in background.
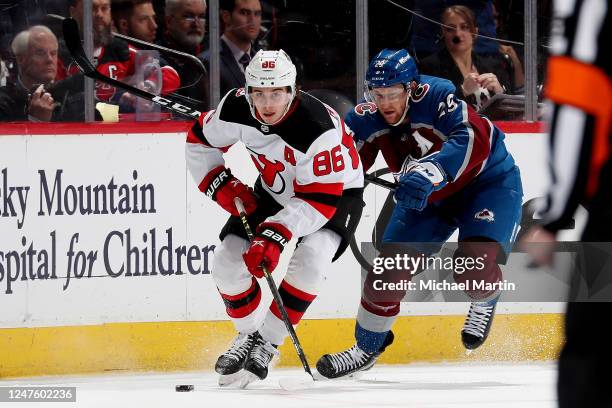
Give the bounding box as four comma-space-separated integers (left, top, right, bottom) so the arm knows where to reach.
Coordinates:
409, 0, 498, 60
162, 0, 206, 54
69, 0, 113, 49
419, 5, 512, 111
112, 0, 159, 43
200, 0, 262, 96
0, 25, 87, 122
60, 0, 180, 111
158, 0, 208, 110
0, 25, 59, 121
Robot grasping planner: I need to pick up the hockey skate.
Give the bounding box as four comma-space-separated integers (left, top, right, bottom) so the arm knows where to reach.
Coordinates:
461, 295, 500, 350
215, 332, 258, 386
239, 332, 279, 384
316, 331, 394, 379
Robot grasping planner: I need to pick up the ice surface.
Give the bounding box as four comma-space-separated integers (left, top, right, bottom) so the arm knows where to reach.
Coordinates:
0, 362, 556, 408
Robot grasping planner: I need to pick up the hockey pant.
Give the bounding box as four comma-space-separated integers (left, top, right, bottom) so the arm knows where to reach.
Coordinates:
356, 240, 504, 353
212, 228, 341, 346
355, 168, 522, 353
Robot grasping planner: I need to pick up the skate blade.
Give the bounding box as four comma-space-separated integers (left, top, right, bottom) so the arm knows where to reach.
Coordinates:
238, 372, 261, 389
218, 371, 246, 387
347, 370, 365, 380
465, 348, 474, 356
314, 369, 364, 382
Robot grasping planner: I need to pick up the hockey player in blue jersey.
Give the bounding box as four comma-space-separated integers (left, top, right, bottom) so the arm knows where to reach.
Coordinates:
316, 49, 523, 379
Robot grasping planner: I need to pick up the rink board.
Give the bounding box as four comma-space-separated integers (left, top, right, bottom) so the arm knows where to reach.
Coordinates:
0, 122, 567, 378
0, 314, 563, 378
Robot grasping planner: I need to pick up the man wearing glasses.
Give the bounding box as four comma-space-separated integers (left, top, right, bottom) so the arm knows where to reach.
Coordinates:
159, 0, 208, 109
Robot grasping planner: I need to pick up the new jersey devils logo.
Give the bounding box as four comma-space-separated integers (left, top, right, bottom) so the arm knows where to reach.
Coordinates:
249, 150, 286, 194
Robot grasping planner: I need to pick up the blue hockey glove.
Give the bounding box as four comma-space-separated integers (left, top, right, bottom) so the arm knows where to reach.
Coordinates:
395, 161, 447, 211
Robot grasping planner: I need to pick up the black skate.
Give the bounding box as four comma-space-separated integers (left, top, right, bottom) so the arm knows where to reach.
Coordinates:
215, 332, 258, 376
316, 331, 394, 379
243, 332, 279, 381
462, 295, 500, 350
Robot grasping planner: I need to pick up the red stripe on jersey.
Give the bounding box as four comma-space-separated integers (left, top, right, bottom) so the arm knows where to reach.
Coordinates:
293, 181, 343, 196
280, 281, 316, 302
298, 197, 337, 219
186, 128, 203, 144
199, 110, 215, 126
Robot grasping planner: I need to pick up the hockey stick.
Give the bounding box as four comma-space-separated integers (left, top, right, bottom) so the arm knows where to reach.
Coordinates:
50, 13, 207, 79
233, 197, 315, 381
365, 173, 397, 191
61, 17, 201, 119
50, 13, 207, 107
112, 32, 207, 76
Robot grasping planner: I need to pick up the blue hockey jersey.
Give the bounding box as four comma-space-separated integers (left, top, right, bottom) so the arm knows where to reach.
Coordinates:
345, 74, 516, 202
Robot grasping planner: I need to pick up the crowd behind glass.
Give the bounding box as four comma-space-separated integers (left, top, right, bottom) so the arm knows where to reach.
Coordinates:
0, 0, 552, 123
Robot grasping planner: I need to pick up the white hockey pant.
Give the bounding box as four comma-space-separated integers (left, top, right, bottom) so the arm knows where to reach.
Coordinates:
212, 229, 341, 345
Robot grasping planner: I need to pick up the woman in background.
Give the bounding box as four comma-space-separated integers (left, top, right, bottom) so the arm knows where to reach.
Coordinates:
419, 5, 517, 111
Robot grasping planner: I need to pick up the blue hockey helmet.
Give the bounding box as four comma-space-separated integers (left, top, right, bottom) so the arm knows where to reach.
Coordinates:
365, 49, 418, 90
365, 49, 418, 126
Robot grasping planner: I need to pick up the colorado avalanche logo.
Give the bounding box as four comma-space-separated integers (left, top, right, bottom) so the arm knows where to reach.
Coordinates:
354, 102, 378, 116
475, 209, 495, 223
248, 148, 286, 194
411, 83, 430, 103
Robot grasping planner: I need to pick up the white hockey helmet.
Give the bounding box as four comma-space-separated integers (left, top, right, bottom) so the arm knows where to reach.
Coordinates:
245, 49, 297, 125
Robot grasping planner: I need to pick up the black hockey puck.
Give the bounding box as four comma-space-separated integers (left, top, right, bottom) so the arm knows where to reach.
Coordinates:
175, 384, 194, 392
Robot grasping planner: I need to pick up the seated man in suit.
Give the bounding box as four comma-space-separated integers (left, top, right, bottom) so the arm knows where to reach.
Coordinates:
200, 0, 262, 96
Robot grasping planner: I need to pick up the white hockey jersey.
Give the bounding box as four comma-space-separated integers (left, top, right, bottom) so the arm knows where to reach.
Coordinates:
186, 88, 364, 238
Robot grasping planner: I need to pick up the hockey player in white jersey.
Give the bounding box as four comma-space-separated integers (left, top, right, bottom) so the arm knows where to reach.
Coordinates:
185, 50, 364, 385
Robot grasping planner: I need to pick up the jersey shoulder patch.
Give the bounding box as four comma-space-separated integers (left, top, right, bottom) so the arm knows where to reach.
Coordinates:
415, 75, 457, 104
345, 103, 389, 143
353, 101, 378, 116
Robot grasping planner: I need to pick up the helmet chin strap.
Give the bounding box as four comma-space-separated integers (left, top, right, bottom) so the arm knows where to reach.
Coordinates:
390, 89, 411, 127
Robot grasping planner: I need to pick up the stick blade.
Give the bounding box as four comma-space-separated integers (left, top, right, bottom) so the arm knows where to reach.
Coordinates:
278, 374, 315, 391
